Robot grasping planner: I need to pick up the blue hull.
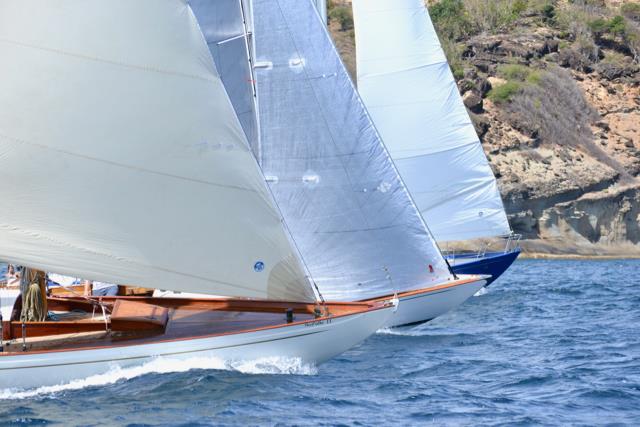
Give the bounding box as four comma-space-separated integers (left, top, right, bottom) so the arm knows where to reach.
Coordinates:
448, 249, 521, 287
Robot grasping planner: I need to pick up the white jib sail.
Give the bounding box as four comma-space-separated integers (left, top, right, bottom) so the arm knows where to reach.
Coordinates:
353, 0, 512, 243
0, 0, 315, 302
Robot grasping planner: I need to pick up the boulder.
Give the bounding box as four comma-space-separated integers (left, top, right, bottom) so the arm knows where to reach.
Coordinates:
596, 62, 638, 81
476, 76, 493, 97
469, 111, 490, 137
458, 79, 476, 95
463, 91, 484, 114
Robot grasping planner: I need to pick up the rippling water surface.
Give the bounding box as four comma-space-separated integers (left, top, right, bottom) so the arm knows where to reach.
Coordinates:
1, 259, 639, 425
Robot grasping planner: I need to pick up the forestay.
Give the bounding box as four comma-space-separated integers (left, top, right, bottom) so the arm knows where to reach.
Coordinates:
353, 0, 512, 243
0, 0, 315, 302
251, 0, 451, 301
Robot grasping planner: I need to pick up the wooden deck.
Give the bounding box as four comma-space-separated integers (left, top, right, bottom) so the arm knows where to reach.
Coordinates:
0, 296, 374, 355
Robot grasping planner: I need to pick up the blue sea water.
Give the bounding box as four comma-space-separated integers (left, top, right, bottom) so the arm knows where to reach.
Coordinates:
1, 259, 639, 426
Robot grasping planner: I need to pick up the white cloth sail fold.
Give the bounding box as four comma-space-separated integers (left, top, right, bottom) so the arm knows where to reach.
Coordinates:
353, 0, 511, 242
0, 0, 315, 302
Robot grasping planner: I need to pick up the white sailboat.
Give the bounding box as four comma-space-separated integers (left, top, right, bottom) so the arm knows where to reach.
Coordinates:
201, 0, 488, 328
0, 0, 395, 390
352, 0, 520, 286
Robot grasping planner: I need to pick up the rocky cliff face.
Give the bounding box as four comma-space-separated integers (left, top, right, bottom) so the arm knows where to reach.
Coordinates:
329, 0, 640, 256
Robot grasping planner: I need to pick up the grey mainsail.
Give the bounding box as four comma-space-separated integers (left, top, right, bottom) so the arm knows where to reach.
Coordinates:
189, 0, 260, 156
190, 0, 453, 301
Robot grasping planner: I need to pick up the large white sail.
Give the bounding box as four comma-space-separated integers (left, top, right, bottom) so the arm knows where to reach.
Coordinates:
353, 0, 512, 243
0, 0, 315, 302
248, 0, 452, 301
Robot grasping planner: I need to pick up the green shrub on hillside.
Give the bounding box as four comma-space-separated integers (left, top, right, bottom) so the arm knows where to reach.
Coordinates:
429, 0, 471, 40
498, 64, 543, 83
608, 16, 627, 36
590, 15, 627, 38
489, 62, 545, 103
498, 64, 530, 81
429, 0, 534, 39
541, 3, 555, 21
463, 0, 528, 33
488, 81, 522, 103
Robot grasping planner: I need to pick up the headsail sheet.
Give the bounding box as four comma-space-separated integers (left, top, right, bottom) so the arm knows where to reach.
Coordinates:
252, 0, 451, 301
0, 0, 315, 302
353, 0, 512, 242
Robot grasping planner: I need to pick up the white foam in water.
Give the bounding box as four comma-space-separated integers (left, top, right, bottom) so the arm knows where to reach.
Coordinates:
474, 287, 489, 297
0, 355, 317, 400
376, 327, 428, 337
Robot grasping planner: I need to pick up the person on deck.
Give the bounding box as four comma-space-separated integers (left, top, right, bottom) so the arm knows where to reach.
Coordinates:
5, 264, 20, 286
83, 280, 119, 297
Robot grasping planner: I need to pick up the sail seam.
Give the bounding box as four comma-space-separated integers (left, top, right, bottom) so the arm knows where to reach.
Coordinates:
297, 222, 423, 234
0, 223, 267, 295
389, 139, 482, 157
0, 38, 219, 84
0, 132, 259, 195
359, 54, 446, 65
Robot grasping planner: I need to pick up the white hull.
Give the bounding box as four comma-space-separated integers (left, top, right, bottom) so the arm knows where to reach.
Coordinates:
0, 304, 393, 390
0, 288, 19, 321
382, 276, 487, 328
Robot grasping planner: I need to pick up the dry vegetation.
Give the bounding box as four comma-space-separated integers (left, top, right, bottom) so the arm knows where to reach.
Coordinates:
425, 0, 640, 150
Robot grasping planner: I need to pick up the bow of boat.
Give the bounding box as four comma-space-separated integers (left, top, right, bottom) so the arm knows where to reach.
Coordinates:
366, 275, 488, 328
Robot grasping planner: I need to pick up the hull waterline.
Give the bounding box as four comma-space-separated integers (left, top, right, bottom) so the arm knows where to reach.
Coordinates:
0, 302, 394, 390
368, 276, 487, 328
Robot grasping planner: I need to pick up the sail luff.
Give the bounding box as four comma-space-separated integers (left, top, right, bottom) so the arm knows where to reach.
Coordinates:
0, 0, 315, 302
353, 0, 512, 242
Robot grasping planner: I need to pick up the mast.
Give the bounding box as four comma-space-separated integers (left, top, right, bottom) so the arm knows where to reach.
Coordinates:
238, 0, 263, 165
